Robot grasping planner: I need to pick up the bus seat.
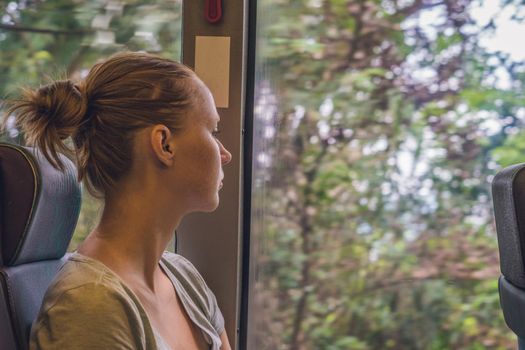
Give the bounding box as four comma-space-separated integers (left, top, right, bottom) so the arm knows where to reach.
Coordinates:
0, 143, 81, 350
492, 163, 525, 349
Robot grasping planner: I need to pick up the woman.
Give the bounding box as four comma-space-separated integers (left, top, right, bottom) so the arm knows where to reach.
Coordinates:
5, 52, 232, 350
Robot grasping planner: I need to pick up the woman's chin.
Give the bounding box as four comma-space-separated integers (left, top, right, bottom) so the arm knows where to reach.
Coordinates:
200, 197, 220, 213
187, 190, 222, 213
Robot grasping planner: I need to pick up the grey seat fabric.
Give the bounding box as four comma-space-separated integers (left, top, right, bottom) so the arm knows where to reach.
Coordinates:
0, 143, 81, 350
492, 163, 525, 346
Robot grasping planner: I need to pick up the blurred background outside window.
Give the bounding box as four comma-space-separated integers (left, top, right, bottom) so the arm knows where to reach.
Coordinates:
248, 0, 525, 349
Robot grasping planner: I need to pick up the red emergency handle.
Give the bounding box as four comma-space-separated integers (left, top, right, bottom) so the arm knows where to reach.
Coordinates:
205, 0, 222, 23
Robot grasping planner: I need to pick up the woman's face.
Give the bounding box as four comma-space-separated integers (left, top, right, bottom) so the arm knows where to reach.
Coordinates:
170, 78, 232, 212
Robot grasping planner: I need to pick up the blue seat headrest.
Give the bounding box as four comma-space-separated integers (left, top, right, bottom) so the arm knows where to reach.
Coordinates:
0, 143, 81, 266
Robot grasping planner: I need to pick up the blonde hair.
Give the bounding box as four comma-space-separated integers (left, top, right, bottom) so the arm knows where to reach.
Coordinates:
3, 52, 196, 198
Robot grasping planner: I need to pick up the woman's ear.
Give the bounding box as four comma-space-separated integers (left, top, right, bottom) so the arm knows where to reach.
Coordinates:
150, 125, 176, 166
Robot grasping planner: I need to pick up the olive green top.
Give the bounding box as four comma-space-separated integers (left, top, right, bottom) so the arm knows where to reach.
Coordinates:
29, 251, 225, 350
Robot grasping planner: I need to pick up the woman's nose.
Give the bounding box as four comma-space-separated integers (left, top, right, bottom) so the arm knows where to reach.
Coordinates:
220, 142, 232, 165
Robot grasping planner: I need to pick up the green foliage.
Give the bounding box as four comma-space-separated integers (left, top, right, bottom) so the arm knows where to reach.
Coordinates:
492, 133, 525, 167
250, 0, 520, 349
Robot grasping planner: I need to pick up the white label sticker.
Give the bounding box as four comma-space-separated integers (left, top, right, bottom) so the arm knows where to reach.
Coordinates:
195, 36, 231, 108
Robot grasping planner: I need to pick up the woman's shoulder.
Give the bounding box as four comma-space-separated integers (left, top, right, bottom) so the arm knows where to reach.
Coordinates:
160, 251, 225, 336
31, 253, 149, 350
160, 251, 214, 304
161, 251, 195, 268
48, 253, 126, 294
161, 251, 206, 284
39, 253, 135, 316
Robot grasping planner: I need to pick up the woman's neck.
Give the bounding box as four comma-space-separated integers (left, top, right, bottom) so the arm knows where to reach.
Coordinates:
77, 188, 183, 293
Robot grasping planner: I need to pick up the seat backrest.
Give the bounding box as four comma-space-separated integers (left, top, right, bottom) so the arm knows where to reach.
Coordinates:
0, 143, 81, 350
492, 163, 525, 343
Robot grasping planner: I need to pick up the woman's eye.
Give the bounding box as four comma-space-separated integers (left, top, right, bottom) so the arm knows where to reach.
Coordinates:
212, 128, 221, 137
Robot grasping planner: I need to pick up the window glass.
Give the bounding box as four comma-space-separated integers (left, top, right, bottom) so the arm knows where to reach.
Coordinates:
0, 0, 182, 251
248, 0, 524, 348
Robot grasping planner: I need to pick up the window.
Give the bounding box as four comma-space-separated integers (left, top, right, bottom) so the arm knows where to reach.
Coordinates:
246, 0, 524, 348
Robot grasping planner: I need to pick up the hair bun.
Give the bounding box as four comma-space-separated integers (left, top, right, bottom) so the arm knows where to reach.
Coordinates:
35, 80, 88, 137
5, 79, 88, 170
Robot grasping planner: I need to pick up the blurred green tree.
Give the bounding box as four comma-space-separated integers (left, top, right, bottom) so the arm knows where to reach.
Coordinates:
249, 0, 524, 349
